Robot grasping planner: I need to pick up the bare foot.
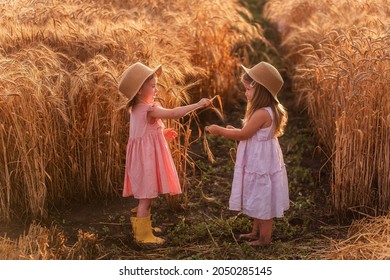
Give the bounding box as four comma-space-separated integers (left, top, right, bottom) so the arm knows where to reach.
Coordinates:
246, 239, 271, 247
238, 232, 258, 240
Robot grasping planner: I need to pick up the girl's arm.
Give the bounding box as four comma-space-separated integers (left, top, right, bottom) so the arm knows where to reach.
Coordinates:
148, 98, 211, 119
207, 108, 271, 141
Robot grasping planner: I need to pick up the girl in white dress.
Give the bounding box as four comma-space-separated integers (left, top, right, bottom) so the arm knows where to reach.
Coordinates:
207, 61, 289, 246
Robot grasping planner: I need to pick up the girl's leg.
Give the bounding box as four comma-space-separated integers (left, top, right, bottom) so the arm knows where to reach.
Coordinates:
136, 198, 160, 232
131, 198, 164, 244
247, 218, 273, 246
259, 218, 272, 245
239, 219, 259, 240
136, 199, 153, 217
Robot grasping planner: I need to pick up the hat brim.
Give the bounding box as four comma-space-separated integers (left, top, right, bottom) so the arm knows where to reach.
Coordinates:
241, 64, 250, 74
241, 64, 281, 102
153, 64, 162, 76
119, 63, 163, 100
132, 64, 162, 96
132, 64, 162, 98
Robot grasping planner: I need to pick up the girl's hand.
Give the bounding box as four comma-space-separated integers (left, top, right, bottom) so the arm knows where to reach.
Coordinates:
197, 98, 212, 108
206, 125, 220, 136
164, 128, 177, 141
226, 125, 235, 129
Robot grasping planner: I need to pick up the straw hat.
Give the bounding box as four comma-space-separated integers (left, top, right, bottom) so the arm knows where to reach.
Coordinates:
241, 61, 284, 99
118, 62, 162, 100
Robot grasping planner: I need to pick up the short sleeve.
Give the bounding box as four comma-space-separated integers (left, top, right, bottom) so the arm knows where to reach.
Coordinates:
146, 102, 163, 125
147, 102, 159, 112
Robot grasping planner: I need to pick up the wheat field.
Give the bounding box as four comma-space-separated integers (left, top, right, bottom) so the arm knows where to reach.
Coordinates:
1, 0, 390, 261
0, 0, 262, 222
264, 0, 390, 215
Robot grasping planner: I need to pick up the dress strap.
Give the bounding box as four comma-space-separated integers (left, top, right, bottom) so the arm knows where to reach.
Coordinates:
263, 107, 275, 139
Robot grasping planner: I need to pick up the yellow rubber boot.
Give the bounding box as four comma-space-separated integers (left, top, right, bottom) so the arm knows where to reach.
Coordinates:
130, 216, 165, 245
130, 207, 162, 233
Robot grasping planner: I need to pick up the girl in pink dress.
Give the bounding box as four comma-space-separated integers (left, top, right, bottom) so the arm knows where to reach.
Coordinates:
207, 61, 289, 246
118, 62, 211, 245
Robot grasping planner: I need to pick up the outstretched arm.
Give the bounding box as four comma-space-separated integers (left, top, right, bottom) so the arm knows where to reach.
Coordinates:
148, 98, 211, 119
206, 108, 271, 141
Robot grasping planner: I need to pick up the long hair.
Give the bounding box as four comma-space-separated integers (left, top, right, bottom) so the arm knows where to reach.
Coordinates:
241, 73, 288, 137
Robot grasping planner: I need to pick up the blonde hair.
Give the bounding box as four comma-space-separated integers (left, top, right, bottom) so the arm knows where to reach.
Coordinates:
241, 73, 287, 137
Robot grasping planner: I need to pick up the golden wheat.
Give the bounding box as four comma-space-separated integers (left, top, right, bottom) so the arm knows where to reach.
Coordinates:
264, 0, 390, 215
0, 221, 107, 259
0, 0, 260, 221
326, 214, 390, 259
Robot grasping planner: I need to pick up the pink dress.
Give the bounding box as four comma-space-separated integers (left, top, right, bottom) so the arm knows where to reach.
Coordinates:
229, 107, 289, 220
123, 103, 182, 199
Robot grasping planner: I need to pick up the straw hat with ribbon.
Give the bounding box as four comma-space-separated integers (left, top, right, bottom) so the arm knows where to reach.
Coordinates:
118, 62, 162, 100
241, 61, 284, 101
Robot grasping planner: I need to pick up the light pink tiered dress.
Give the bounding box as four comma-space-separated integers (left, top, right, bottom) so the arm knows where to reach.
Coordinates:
123, 103, 182, 199
229, 107, 289, 220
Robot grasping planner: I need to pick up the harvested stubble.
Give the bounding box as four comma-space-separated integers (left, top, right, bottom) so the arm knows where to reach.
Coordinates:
0, 222, 104, 260
264, 0, 390, 215
326, 214, 390, 260
0, 0, 262, 222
